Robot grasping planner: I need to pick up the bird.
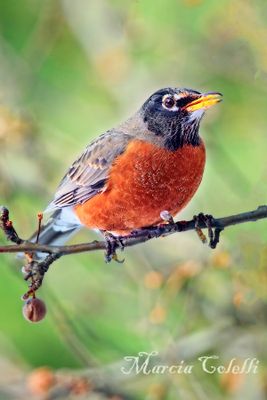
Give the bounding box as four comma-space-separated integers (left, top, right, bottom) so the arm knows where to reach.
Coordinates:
33, 87, 222, 260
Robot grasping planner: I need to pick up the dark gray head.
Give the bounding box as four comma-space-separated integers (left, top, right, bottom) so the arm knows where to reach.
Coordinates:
141, 87, 222, 150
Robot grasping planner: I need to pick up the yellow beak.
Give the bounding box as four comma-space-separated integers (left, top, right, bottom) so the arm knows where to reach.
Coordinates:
183, 92, 223, 112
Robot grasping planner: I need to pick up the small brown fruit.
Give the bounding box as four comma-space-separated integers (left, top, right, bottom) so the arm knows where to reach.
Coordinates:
22, 297, 47, 323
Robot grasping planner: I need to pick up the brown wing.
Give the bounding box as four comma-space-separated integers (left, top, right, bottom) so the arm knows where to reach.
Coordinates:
46, 130, 132, 211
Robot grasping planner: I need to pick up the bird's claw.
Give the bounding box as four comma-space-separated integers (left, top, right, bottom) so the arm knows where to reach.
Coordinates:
103, 232, 125, 263
193, 213, 211, 244
193, 213, 223, 249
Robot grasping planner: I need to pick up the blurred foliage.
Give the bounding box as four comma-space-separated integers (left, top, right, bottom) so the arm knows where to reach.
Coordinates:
1, 0, 267, 399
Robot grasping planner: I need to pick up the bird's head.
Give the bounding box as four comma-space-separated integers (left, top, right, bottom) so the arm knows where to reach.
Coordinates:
141, 88, 222, 150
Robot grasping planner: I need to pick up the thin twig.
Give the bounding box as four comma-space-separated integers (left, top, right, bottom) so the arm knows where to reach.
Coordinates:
1, 205, 267, 256
1, 205, 267, 296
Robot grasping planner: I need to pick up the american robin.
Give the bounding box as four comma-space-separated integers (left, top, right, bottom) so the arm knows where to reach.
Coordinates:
34, 88, 222, 256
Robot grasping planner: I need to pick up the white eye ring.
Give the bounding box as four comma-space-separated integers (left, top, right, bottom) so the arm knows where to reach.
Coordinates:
162, 94, 179, 111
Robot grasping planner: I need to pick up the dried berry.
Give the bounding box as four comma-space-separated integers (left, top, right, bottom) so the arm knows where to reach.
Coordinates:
22, 297, 47, 323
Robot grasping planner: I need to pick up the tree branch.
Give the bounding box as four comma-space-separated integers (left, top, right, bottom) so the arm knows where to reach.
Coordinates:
1, 205, 267, 255
1, 205, 267, 301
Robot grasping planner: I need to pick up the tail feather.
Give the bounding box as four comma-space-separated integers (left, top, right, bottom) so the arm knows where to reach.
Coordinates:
29, 208, 81, 258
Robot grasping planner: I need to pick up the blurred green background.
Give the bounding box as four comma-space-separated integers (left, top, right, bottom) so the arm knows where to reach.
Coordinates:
1, 0, 267, 399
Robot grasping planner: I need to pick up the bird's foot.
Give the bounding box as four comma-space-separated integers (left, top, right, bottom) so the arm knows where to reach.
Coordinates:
193, 213, 223, 249
103, 232, 125, 263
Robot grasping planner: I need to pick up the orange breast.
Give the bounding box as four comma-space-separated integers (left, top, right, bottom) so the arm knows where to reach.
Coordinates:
75, 139, 206, 234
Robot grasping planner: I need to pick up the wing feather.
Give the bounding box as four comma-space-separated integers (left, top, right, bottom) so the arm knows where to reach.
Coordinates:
46, 130, 132, 211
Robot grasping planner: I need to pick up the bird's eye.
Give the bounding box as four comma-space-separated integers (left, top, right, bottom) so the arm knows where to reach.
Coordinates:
162, 96, 175, 109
